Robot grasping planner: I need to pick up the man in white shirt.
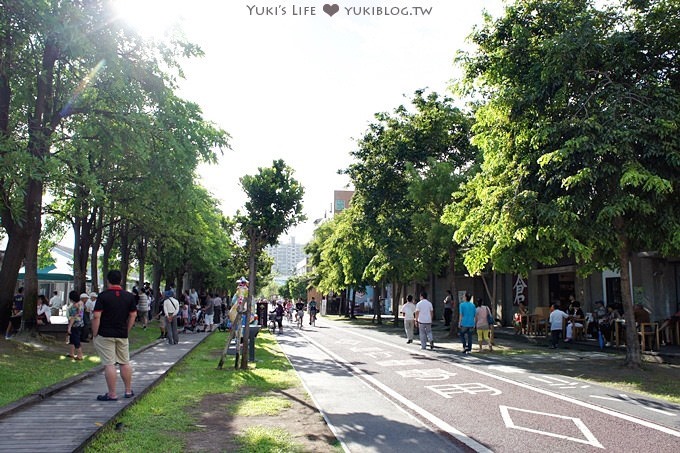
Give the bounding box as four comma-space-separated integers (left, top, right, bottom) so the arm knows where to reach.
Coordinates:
163, 289, 180, 345
401, 295, 417, 344
49, 291, 63, 316
415, 291, 435, 350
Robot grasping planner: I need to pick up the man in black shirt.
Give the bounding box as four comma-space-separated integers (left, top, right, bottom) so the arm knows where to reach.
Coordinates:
92, 270, 137, 401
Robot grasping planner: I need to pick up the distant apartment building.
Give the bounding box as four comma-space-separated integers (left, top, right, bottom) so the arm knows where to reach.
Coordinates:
265, 237, 307, 277
333, 190, 353, 215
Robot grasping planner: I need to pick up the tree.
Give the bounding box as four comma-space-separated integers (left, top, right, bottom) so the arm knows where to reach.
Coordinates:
286, 274, 310, 301
237, 159, 305, 369
316, 204, 376, 319
451, 0, 680, 367
0, 1, 207, 332
344, 90, 477, 323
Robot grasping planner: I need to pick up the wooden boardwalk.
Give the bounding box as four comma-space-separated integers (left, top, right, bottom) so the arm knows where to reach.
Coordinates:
0, 332, 210, 452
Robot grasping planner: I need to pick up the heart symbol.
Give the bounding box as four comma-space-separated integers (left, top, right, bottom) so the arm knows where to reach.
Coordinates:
323, 4, 339, 17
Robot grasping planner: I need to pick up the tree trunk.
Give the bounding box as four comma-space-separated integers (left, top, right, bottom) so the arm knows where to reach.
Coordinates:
137, 236, 147, 288
119, 221, 130, 286
617, 224, 642, 368
90, 244, 100, 293
241, 240, 257, 370
350, 288, 356, 319
90, 207, 104, 292
430, 272, 437, 320
101, 220, 117, 289
73, 218, 92, 294
0, 226, 28, 332
394, 282, 400, 323
152, 242, 163, 315
22, 212, 42, 332
448, 246, 459, 337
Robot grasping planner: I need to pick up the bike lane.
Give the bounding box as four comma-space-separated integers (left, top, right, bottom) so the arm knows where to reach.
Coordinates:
290, 321, 680, 453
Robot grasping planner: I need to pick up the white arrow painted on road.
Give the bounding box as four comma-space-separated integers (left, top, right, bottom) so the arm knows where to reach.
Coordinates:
500, 405, 604, 448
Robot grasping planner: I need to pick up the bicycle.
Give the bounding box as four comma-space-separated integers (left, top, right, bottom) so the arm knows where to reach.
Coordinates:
309, 310, 317, 327
268, 311, 277, 334
296, 309, 304, 329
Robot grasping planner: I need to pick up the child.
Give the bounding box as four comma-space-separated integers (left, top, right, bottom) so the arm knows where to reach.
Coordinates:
549, 303, 569, 349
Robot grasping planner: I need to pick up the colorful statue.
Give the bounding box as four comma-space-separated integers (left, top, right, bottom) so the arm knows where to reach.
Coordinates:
229, 276, 249, 322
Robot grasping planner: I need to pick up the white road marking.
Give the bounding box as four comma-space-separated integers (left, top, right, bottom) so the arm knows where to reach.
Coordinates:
396, 368, 457, 381
528, 375, 590, 390
336, 325, 680, 438
488, 365, 526, 374
500, 405, 604, 448
299, 330, 493, 452
427, 383, 502, 398
590, 395, 621, 402
375, 359, 421, 367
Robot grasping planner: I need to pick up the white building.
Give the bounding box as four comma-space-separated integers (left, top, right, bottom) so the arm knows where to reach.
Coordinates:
265, 237, 307, 278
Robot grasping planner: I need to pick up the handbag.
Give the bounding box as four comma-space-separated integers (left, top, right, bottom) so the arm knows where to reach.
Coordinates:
486, 307, 494, 326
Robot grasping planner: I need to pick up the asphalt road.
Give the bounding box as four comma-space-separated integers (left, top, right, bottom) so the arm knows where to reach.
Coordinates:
277, 318, 680, 453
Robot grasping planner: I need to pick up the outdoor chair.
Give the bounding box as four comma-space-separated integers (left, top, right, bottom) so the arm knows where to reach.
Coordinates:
527, 306, 550, 336
638, 322, 660, 351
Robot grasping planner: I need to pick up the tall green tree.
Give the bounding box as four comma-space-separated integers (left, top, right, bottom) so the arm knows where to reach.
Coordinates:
0, 1, 205, 330
344, 90, 476, 322
285, 274, 310, 301
237, 159, 305, 369
451, 0, 680, 367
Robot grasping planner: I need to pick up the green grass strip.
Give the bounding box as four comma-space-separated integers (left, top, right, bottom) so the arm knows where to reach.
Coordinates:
235, 426, 303, 453
85, 332, 300, 452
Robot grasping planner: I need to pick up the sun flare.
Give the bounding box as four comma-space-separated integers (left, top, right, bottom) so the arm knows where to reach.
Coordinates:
112, 0, 184, 40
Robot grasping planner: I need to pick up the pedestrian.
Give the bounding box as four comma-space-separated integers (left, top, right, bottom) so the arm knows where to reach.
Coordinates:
415, 291, 434, 350
443, 290, 453, 327
163, 288, 180, 344
213, 293, 222, 326
66, 290, 84, 361
49, 290, 63, 316
549, 303, 569, 349
475, 299, 493, 352
84, 292, 97, 341
203, 293, 215, 332
274, 301, 284, 334
156, 310, 166, 339
91, 270, 138, 401
36, 295, 51, 325
458, 292, 476, 354
134, 288, 150, 329
189, 288, 198, 308
5, 287, 24, 339
401, 294, 416, 344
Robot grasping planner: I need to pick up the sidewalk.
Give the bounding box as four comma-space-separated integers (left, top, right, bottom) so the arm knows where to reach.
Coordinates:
490, 325, 680, 363
0, 333, 210, 453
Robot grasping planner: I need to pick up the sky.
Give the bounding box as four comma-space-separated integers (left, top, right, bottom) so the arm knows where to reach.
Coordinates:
114, 0, 506, 244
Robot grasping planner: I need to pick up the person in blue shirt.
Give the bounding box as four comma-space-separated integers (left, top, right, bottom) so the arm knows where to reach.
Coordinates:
458, 292, 476, 354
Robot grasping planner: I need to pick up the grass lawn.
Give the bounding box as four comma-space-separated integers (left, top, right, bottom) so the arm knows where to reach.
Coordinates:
0, 321, 161, 407
85, 332, 339, 452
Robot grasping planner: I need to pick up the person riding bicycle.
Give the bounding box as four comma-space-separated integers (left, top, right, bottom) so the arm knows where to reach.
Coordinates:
273, 301, 284, 334
295, 300, 305, 326
308, 297, 318, 325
